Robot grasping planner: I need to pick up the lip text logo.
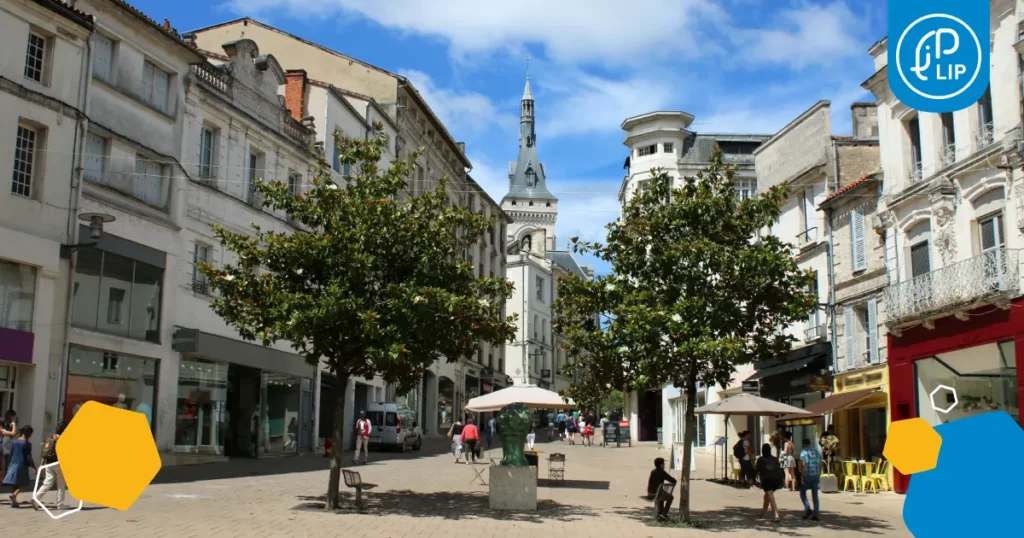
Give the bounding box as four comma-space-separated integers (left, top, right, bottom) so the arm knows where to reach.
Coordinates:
889, 0, 989, 113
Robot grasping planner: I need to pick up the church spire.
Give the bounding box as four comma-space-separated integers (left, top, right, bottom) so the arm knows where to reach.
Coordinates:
503, 61, 555, 203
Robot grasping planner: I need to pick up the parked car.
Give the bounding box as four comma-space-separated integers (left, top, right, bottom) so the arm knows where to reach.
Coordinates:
366, 402, 422, 452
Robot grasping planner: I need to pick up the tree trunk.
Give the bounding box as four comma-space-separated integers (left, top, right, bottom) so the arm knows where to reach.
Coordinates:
677, 369, 698, 523
325, 373, 350, 511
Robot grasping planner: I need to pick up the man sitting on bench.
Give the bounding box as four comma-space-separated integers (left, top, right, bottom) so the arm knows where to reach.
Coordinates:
647, 457, 677, 521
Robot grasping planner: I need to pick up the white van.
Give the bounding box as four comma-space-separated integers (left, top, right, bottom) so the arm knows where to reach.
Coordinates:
366, 402, 422, 452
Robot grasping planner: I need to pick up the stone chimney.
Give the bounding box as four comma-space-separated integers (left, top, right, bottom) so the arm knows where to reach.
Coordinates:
850, 102, 879, 139
284, 69, 308, 122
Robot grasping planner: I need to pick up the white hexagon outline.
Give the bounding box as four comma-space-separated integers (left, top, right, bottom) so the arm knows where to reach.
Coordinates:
929, 384, 958, 414
31, 462, 83, 520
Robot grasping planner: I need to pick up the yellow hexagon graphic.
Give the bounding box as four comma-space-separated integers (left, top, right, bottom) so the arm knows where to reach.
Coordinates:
883, 418, 942, 475
56, 401, 161, 511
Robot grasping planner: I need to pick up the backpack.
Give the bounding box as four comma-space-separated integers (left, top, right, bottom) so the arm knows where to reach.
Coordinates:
41, 434, 58, 464
760, 456, 783, 483
733, 440, 745, 459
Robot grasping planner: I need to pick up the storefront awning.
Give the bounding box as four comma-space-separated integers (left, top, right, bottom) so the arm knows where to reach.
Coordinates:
744, 354, 822, 382
776, 388, 880, 425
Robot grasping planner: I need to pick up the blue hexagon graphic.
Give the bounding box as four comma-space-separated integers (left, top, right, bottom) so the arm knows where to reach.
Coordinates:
904, 411, 1022, 536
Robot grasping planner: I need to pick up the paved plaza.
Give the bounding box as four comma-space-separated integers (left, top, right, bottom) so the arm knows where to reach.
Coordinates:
5, 437, 911, 537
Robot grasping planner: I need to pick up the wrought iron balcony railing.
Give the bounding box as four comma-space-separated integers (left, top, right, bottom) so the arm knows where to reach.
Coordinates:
940, 144, 957, 168
975, 121, 995, 150
907, 162, 924, 184
883, 248, 1020, 327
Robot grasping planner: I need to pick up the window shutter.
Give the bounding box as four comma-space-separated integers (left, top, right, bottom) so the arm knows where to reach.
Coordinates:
851, 207, 866, 271
83, 134, 105, 182
153, 68, 169, 113
93, 34, 113, 81
142, 62, 154, 104
867, 299, 879, 364
844, 308, 855, 371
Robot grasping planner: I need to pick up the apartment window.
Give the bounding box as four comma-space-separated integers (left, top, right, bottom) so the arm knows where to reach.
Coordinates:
978, 213, 1005, 253
467, 193, 476, 212
83, 133, 107, 183
637, 144, 657, 157
141, 61, 170, 113
288, 172, 301, 197
663, 142, 674, 153
907, 116, 922, 180
910, 242, 931, 278
92, 33, 114, 83
850, 205, 867, 271
978, 85, 994, 146
0, 260, 36, 332
735, 178, 756, 200
246, 150, 263, 206
535, 276, 545, 302
192, 243, 209, 294
199, 127, 216, 179
415, 165, 425, 195
11, 125, 39, 198
24, 32, 47, 83
72, 248, 164, 343
102, 353, 119, 371
133, 155, 169, 208
940, 112, 956, 166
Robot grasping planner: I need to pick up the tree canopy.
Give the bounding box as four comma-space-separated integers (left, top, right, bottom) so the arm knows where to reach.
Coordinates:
199, 128, 517, 509
553, 148, 817, 521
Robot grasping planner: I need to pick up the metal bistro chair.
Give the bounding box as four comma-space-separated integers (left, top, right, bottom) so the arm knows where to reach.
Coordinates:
342, 469, 376, 508
548, 453, 566, 482
652, 482, 676, 520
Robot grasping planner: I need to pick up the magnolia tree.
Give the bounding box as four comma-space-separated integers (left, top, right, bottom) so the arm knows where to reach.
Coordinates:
554, 149, 816, 522
199, 129, 517, 509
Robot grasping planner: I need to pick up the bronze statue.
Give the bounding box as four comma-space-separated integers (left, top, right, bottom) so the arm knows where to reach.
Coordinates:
497, 403, 531, 467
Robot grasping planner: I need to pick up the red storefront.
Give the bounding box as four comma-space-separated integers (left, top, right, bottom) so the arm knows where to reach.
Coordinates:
888, 298, 1024, 493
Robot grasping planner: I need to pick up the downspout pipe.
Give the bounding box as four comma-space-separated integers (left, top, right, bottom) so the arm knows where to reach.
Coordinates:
57, 21, 94, 427
827, 139, 840, 403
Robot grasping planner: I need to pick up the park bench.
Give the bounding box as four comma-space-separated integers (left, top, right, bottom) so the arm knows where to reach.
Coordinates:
342, 469, 376, 508
651, 482, 676, 520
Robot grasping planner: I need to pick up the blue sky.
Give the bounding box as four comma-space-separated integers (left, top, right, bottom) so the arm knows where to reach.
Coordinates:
139, 0, 887, 274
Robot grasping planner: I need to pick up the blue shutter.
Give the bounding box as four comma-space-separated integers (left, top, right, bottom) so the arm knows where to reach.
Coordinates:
332, 146, 340, 172
851, 207, 867, 271
867, 299, 879, 364
844, 308, 855, 371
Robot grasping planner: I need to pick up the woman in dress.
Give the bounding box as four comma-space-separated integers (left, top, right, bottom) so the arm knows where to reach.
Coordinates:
3, 425, 35, 508
0, 410, 17, 478
754, 443, 783, 523
526, 423, 536, 450
781, 431, 797, 491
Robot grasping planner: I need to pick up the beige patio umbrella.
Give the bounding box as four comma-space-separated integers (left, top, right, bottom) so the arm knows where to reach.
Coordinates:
464, 384, 577, 412
695, 393, 812, 481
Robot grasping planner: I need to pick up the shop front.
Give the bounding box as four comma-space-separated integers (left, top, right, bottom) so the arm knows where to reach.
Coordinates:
831, 365, 890, 463
747, 341, 831, 450
888, 300, 1024, 493
64, 345, 159, 430
171, 327, 316, 462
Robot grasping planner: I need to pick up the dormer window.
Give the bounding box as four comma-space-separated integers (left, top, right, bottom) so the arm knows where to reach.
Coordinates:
525, 167, 537, 187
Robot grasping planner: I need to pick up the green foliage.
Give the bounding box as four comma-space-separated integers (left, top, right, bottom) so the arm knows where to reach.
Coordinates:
198, 126, 517, 399
553, 147, 817, 521
601, 389, 624, 415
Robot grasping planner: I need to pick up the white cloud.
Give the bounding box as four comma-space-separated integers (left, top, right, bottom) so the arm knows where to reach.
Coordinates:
228, 0, 725, 67
731, 2, 869, 70
540, 71, 677, 139
697, 83, 871, 135
398, 69, 516, 134
465, 155, 508, 202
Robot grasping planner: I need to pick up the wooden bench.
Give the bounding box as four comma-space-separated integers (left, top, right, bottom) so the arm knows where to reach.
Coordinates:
651, 482, 676, 520
342, 469, 376, 507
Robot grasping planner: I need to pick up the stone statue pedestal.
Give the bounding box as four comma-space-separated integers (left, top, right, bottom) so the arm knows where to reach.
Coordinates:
488, 465, 537, 511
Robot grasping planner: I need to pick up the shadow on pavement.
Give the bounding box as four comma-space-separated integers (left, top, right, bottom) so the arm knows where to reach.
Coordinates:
152, 438, 454, 485
611, 505, 899, 535
538, 479, 610, 490
292, 490, 598, 523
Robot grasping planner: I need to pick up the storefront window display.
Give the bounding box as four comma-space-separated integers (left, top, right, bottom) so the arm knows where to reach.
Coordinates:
260, 371, 301, 455
915, 341, 1018, 426
175, 359, 228, 454
65, 346, 158, 430
437, 376, 454, 434
0, 260, 35, 331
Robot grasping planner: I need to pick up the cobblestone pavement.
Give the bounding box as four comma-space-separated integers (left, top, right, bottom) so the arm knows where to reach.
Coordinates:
4, 437, 911, 537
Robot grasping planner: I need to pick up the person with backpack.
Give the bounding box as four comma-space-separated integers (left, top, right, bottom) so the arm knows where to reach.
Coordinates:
798, 438, 822, 521
34, 422, 68, 511
754, 443, 783, 523
734, 431, 755, 487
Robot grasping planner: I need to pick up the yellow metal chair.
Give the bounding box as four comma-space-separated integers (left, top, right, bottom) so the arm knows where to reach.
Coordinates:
842, 461, 862, 492
867, 460, 890, 492
729, 455, 742, 482
861, 462, 878, 493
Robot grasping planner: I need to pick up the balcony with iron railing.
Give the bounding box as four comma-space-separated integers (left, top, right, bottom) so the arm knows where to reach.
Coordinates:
883, 248, 1020, 328
907, 161, 923, 184
975, 121, 995, 150
939, 144, 957, 168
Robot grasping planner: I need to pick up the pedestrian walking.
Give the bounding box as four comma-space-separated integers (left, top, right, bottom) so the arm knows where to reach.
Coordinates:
447, 420, 464, 463
754, 443, 782, 523
284, 418, 298, 450
33, 422, 67, 511
526, 423, 536, 450
3, 426, 36, 508
1, 410, 17, 478
566, 415, 578, 445
486, 415, 496, 451
555, 411, 567, 441
461, 419, 480, 464
353, 411, 371, 465
798, 438, 821, 521
781, 431, 797, 491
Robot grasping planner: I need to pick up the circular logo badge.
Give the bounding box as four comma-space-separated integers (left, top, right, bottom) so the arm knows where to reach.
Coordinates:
895, 13, 982, 100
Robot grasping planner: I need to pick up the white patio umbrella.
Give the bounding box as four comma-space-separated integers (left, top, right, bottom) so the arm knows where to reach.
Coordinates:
464, 384, 577, 412
694, 393, 812, 481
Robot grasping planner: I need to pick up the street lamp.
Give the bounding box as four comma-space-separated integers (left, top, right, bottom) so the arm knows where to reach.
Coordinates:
61, 212, 115, 256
